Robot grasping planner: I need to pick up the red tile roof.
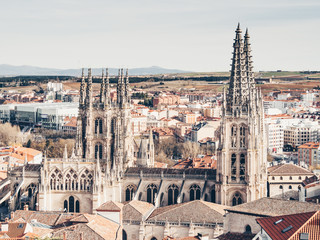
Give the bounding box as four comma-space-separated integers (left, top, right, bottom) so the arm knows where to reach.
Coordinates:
256, 211, 320, 240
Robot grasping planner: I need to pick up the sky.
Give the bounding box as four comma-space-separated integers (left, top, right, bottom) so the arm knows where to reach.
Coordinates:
0, 0, 319, 72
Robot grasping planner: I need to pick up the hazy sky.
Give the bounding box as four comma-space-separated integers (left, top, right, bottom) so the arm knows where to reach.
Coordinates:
0, 0, 319, 72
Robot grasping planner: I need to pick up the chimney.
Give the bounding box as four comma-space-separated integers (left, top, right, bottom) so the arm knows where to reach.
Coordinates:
5, 217, 8, 223
24, 204, 29, 211
63, 232, 66, 240
10, 212, 14, 219
79, 232, 83, 240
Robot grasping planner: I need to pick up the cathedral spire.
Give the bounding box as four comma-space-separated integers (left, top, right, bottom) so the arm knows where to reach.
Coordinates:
79, 68, 86, 106
227, 24, 250, 115
100, 68, 105, 104
125, 69, 130, 104
105, 68, 110, 105
85, 68, 93, 108
244, 28, 255, 90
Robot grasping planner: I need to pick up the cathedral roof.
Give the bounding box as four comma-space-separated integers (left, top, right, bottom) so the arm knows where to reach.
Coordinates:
51, 214, 119, 240
147, 200, 227, 224
123, 200, 154, 221
96, 201, 123, 212
268, 164, 314, 176
11, 164, 42, 173
226, 198, 320, 217
125, 167, 216, 176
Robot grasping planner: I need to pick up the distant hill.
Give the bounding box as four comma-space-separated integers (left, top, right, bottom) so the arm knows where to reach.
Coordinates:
0, 64, 190, 76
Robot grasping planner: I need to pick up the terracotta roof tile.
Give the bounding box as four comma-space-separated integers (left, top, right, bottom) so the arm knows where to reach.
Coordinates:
256, 211, 319, 240
96, 201, 123, 211
268, 164, 314, 176
148, 200, 227, 224
227, 198, 320, 217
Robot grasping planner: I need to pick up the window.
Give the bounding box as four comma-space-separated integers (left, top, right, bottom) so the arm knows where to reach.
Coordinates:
232, 192, 243, 206
80, 169, 93, 192
289, 185, 292, 189
240, 154, 245, 181
168, 184, 179, 205
64, 196, 80, 213
279, 185, 283, 189
69, 196, 75, 212
211, 186, 216, 203
147, 184, 158, 204
95, 118, 103, 134
125, 185, 136, 201
240, 125, 246, 148
245, 225, 252, 234
17, 223, 24, 229
272, 177, 275, 180
231, 154, 236, 181
231, 126, 237, 148
289, 176, 292, 180
95, 143, 103, 159
280, 176, 283, 180
122, 230, 127, 240
189, 184, 201, 201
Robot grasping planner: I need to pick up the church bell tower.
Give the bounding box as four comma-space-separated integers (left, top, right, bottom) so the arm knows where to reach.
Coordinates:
216, 24, 267, 206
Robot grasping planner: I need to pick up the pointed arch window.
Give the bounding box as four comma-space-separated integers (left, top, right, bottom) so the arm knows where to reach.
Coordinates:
189, 184, 201, 201
240, 154, 246, 181
95, 143, 103, 159
211, 185, 216, 203
69, 196, 75, 212
95, 118, 103, 134
232, 192, 243, 206
231, 154, 237, 181
50, 169, 63, 190
231, 125, 237, 148
125, 185, 136, 201
80, 169, 93, 192
63, 196, 80, 213
147, 184, 158, 204
64, 169, 78, 191
168, 184, 179, 205
240, 125, 246, 148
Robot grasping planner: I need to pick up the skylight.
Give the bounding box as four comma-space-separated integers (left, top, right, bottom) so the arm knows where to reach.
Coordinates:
282, 225, 293, 233
274, 218, 283, 225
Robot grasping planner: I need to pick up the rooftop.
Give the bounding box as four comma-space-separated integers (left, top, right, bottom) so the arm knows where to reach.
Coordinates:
226, 198, 320, 217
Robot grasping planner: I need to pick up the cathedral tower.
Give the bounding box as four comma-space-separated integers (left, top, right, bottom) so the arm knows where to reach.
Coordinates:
75, 68, 134, 180
216, 24, 267, 206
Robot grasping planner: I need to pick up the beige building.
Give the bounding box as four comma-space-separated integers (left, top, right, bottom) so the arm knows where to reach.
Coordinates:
267, 163, 314, 198
224, 198, 320, 235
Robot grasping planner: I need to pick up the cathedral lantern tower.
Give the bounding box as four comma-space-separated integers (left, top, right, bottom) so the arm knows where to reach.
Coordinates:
216, 24, 267, 206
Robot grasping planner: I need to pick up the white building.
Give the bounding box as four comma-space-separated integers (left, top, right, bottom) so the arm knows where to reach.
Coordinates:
265, 118, 284, 154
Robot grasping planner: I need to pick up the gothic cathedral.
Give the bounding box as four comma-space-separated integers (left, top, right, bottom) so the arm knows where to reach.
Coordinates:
4, 25, 267, 215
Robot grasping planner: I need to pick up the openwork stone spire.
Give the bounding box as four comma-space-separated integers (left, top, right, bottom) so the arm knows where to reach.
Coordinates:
79, 68, 86, 106
227, 24, 251, 114
244, 28, 255, 90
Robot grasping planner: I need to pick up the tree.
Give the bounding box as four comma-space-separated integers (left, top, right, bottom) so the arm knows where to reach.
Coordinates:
181, 141, 201, 159
0, 123, 23, 146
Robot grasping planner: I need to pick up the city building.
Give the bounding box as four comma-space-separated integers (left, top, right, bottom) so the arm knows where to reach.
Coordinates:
267, 163, 314, 197
298, 142, 320, 168
254, 211, 320, 240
